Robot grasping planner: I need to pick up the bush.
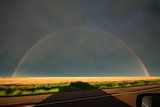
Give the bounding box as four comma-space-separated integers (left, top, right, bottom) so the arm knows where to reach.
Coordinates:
33, 89, 48, 94
21, 90, 32, 95
10, 90, 22, 96
48, 88, 59, 92
0, 90, 7, 96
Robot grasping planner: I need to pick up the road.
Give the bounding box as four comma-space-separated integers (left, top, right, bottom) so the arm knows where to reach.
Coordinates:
0, 84, 160, 107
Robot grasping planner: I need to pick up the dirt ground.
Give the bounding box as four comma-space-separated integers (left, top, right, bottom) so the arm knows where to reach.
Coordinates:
0, 77, 160, 85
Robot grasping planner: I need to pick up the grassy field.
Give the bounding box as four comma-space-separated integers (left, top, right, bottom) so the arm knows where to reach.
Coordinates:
0, 79, 160, 97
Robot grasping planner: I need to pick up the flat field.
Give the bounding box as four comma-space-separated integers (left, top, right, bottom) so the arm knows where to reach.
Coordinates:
0, 77, 160, 85
0, 77, 160, 96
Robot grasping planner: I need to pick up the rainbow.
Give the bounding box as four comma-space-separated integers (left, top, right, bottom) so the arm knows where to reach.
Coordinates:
12, 27, 150, 77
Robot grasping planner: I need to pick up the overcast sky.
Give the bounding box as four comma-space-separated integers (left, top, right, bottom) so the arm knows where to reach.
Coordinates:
0, 0, 160, 76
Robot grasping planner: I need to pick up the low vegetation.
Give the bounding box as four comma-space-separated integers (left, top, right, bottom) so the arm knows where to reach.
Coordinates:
0, 80, 160, 97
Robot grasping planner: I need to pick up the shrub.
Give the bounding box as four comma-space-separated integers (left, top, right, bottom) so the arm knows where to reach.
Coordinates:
21, 90, 32, 95
10, 90, 22, 96
48, 88, 59, 93
0, 90, 7, 96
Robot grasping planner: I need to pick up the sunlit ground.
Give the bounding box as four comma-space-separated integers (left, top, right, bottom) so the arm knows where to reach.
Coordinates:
0, 77, 160, 85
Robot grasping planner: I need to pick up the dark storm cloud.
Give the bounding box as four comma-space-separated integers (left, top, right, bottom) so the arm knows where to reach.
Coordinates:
0, 0, 160, 76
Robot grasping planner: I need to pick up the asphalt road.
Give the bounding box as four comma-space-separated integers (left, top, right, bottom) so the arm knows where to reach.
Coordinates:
0, 84, 160, 107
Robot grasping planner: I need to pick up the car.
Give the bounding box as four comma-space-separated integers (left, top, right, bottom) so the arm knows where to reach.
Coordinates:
137, 93, 160, 107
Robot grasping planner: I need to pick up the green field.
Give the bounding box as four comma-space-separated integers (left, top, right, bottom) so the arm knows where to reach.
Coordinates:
0, 80, 160, 97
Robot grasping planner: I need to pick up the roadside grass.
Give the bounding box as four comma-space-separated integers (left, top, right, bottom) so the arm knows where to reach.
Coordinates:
0, 80, 160, 97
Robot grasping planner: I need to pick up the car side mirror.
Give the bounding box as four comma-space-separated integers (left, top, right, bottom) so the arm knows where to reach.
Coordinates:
136, 94, 160, 107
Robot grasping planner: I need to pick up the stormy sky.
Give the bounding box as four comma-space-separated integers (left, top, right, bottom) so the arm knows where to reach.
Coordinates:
0, 0, 160, 77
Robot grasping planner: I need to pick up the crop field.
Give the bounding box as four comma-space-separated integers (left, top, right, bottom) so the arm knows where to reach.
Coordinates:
0, 77, 160, 97
1, 77, 160, 85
